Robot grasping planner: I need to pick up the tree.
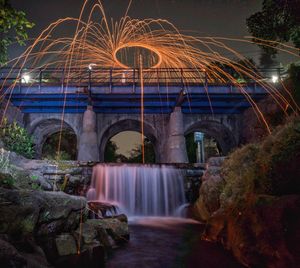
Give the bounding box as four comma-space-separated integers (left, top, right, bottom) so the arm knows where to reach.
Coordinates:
0, 118, 35, 158
42, 131, 77, 160
127, 138, 155, 164
104, 140, 119, 163
287, 64, 300, 106
0, 0, 34, 65
185, 133, 197, 163
246, 0, 300, 55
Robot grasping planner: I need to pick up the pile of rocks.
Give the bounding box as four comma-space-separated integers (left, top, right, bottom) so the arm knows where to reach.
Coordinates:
0, 187, 129, 267
0, 147, 91, 195
194, 118, 300, 268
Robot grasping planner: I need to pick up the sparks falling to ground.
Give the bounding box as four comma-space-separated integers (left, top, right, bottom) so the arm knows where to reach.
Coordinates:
0, 0, 299, 158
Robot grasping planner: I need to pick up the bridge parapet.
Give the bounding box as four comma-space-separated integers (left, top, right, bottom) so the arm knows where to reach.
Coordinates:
1, 67, 278, 115
1, 67, 282, 90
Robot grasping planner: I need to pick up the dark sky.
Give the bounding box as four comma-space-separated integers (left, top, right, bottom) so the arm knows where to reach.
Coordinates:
10, 0, 266, 61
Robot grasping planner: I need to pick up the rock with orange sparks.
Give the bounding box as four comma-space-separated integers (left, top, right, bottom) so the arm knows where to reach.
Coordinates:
196, 117, 300, 267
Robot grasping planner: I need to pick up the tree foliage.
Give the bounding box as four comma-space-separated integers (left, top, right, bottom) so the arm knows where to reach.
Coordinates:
0, 0, 34, 64
186, 133, 197, 163
246, 0, 300, 54
104, 140, 119, 163
42, 131, 77, 160
127, 138, 155, 164
0, 118, 35, 158
287, 64, 300, 106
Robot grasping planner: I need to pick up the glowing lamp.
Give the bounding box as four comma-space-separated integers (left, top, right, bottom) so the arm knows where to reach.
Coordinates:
22, 74, 31, 84
88, 63, 96, 70
272, 75, 279, 83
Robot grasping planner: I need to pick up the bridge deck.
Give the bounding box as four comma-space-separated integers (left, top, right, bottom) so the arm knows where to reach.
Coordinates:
3, 85, 267, 114
1, 67, 276, 114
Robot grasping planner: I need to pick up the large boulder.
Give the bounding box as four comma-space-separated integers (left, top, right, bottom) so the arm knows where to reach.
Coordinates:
196, 118, 300, 267
55, 234, 78, 256
81, 217, 129, 244
206, 195, 300, 268
194, 157, 226, 221
0, 186, 130, 267
0, 188, 86, 238
52, 217, 129, 267
0, 238, 27, 267
0, 147, 91, 193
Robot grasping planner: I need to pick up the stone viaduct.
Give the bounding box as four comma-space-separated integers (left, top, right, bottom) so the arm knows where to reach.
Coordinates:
22, 109, 240, 163
1, 67, 271, 163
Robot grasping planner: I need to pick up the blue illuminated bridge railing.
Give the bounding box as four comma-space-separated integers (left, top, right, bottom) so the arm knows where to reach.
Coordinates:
0, 67, 282, 114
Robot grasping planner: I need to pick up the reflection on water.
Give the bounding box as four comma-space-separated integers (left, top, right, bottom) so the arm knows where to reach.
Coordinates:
106, 217, 244, 268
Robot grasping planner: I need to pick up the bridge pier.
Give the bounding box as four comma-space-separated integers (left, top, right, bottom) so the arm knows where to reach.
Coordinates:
165, 107, 188, 163
78, 106, 99, 161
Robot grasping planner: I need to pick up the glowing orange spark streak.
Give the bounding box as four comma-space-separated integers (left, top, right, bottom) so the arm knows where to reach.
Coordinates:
139, 55, 145, 164
1, 0, 299, 142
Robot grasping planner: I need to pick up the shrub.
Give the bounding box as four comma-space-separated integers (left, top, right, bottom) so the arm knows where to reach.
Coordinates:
221, 116, 300, 208
0, 118, 35, 158
0, 148, 16, 187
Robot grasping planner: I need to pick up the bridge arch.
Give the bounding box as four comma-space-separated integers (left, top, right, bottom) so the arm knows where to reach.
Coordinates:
99, 119, 159, 162
29, 118, 78, 159
184, 120, 237, 155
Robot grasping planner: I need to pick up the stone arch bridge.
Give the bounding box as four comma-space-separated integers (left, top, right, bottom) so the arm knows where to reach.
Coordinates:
1, 67, 277, 163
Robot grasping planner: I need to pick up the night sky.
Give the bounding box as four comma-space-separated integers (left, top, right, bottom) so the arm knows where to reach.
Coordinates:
7, 0, 294, 156
10, 0, 265, 60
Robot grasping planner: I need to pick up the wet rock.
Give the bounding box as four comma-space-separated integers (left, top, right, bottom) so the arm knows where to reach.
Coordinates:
36, 191, 86, 236
0, 147, 91, 192
186, 169, 204, 177
194, 157, 225, 221
198, 119, 300, 267
0, 188, 41, 236
111, 214, 128, 223
75, 222, 98, 245
96, 218, 130, 243
206, 195, 300, 268
80, 218, 130, 246
55, 234, 78, 256
20, 244, 51, 268
88, 201, 117, 217
0, 188, 86, 238
206, 157, 226, 167
0, 238, 27, 267
54, 244, 105, 268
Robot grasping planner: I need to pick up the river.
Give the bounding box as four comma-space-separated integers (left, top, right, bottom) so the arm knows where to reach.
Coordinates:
106, 217, 243, 268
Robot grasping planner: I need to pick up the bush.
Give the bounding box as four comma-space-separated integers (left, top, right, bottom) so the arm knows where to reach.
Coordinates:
0, 149, 16, 187
0, 118, 35, 159
222, 116, 300, 207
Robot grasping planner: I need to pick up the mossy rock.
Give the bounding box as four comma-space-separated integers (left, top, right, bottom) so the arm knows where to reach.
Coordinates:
222, 117, 300, 208
203, 117, 300, 267
0, 173, 16, 188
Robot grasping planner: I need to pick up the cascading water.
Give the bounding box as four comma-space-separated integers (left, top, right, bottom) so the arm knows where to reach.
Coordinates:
87, 164, 187, 217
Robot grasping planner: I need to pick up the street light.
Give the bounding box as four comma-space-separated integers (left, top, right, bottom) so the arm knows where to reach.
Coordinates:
272, 75, 279, 83
88, 63, 96, 70
22, 74, 31, 84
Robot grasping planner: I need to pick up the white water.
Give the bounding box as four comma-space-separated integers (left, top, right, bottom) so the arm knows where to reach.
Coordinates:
87, 164, 187, 217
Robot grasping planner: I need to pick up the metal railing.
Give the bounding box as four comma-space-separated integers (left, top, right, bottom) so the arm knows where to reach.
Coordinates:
0, 67, 283, 90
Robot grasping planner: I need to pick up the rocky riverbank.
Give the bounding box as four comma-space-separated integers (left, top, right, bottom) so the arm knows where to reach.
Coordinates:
0, 186, 129, 267
194, 117, 300, 267
0, 148, 129, 267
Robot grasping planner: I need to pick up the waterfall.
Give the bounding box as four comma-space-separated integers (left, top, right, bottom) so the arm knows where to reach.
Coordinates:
87, 164, 186, 216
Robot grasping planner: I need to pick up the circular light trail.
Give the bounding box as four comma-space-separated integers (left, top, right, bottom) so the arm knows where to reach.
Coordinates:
113, 43, 162, 69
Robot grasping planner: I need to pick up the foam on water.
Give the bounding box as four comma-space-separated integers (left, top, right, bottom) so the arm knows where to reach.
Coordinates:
87, 163, 187, 217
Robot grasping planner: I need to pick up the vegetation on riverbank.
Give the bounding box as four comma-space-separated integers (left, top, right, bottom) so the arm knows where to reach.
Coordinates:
196, 116, 300, 267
